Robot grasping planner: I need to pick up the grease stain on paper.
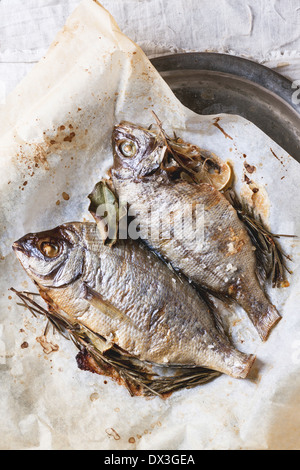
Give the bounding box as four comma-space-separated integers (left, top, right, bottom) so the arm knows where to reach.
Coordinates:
105, 428, 121, 440
15, 122, 88, 173
240, 182, 270, 224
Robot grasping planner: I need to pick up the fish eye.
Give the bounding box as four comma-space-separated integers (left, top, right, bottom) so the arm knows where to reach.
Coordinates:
39, 241, 60, 258
119, 140, 137, 158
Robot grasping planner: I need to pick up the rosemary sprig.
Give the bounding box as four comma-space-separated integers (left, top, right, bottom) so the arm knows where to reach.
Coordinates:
226, 190, 294, 288
151, 111, 220, 183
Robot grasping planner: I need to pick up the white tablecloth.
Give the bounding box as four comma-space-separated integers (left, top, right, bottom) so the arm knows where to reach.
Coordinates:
0, 0, 299, 102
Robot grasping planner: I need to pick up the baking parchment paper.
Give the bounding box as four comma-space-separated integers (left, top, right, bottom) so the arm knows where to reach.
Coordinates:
0, 0, 299, 450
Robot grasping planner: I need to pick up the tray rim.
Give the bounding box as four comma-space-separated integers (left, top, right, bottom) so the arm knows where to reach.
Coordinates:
150, 52, 300, 115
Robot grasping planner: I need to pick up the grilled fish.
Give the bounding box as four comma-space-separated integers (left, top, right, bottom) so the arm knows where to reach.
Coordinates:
111, 122, 281, 341
13, 222, 255, 379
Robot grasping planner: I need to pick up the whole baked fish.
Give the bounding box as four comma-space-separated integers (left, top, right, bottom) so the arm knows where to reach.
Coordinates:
111, 122, 281, 341
13, 222, 255, 379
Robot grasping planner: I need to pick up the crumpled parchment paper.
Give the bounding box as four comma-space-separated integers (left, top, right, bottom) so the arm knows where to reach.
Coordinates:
0, 0, 299, 450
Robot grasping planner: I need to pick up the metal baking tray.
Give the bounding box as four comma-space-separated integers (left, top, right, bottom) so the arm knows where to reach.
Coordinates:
151, 53, 300, 162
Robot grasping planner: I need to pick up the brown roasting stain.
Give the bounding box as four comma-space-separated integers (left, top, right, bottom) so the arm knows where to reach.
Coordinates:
105, 428, 121, 441
36, 335, 59, 354
228, 284, 238, 296
270, 147, 281, 162
76, 349, 173, 399
90, 392, 100, 402
213, 117, 233, 140
76, 349, 144, 397
224, 227, 247, 257
226, 239, 246, 257
240, 182, 270, 224
61, 21, 80, 37
244, 162, 256, 174
63, 132, 76, 143
15, 122, 88, 172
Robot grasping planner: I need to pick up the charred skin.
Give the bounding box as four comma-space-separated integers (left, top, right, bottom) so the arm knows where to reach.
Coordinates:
111, 122, 281, 341
13, 222, 255, 379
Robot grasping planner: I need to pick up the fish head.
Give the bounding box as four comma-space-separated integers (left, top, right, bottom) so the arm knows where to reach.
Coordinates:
112, 121, 165, 178
13, 224, 84, 288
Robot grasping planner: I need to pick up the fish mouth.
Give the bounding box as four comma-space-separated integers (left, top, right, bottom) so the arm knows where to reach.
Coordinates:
12, 239, 33, 258
12, 241, 25, 253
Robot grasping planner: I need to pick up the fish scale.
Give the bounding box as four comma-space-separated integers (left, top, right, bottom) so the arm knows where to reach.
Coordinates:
13, 222, 255, 379
111, 122, 281, 341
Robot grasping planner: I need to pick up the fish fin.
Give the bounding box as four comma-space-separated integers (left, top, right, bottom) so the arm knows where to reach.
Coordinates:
83, 283, 137, 329
226, 351, 256, 379
253, 305, 281, 342
225, 189, 294, 288
140, 238, 185, 284
195, 289, 228, 337
146, 367, 221, 395
234, 280, 281, 341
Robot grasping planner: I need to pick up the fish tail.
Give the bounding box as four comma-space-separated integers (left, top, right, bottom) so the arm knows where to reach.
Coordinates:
233, 351, 256, 379
235, 280, 281, 341
216, 349, 256, 379
254, 304, 281, 341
